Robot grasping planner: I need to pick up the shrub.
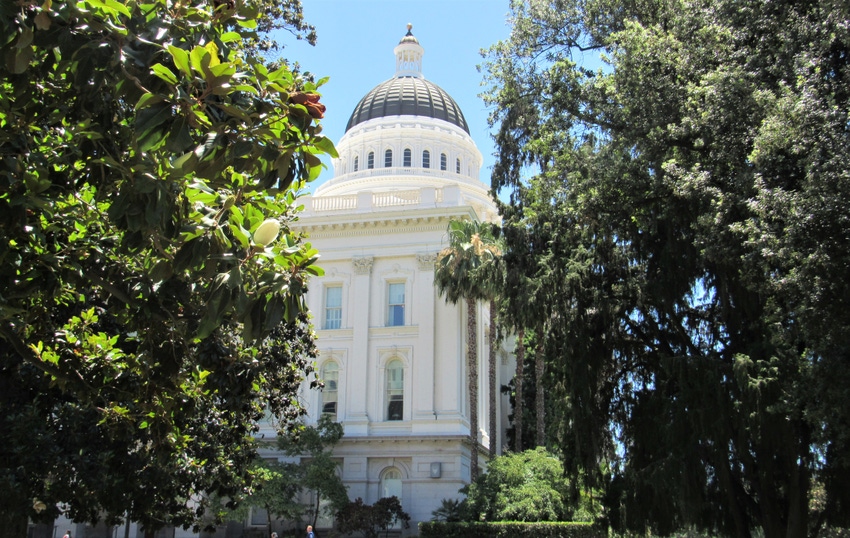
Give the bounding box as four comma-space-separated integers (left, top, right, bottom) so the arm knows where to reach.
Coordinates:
419, 521, 601, 538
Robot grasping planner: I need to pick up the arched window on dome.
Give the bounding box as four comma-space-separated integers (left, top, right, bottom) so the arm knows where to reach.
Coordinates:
320, 361, 339, 420
385, 359, 404, 421
456, 157, 461, 174
385, 149, 393, 167
403, 148, 412, 167
367, 151, 375, 169
422, 150, 430, 169
440, 153, 447, 171
353, 156, 359, 172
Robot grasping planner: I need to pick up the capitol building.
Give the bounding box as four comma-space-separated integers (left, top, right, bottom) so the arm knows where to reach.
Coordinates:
45, 25, 514, 538
277, 25, 515, 534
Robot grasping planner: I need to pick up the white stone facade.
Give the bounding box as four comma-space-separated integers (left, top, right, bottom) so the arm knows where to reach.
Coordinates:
261, 27, 515, 535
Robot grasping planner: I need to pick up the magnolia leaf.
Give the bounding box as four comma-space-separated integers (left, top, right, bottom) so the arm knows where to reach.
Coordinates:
151, 63, 178, 85
313, 136, 338, 158
167, 45, 191, 77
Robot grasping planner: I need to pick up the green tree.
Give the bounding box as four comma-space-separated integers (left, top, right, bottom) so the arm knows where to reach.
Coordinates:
462, 447, 596, 522
220, 417, 346, 530
335, 496, 410, 538
435, 219, 500, 480
484, 0, 850, 537
496, 216, 546, 452
0, 0, 334, 533
215, 459, 303, 530
475, 223, 505, 458
278, 414, 349, 529
430, 498, 464, 523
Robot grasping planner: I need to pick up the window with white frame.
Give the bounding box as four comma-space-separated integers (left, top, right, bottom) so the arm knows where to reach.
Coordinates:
385, 360, 404, 421
386, 282, 405, 326
456, 157, 461, 174
320, 361, 339, 420
353, 156, 359, 172
367, 151, 375, 169
384, 149, 393, 167
440, 153, 447, 171
403, 148, 412, 167
324, 285, 342, 329
422, 150, 430, 169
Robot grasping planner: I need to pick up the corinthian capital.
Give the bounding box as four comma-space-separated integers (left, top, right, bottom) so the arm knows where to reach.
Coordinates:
352, 256, 374, 275
416, 252, 438, 271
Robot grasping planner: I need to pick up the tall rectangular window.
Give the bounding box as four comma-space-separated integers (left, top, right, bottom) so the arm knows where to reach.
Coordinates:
321, 362, 339, 420
386, 360, 404, 420
384, 149, 393, 167
423, 150, 430, 169
403, 148, 412, 167
387, 283, 405, 326
324, 286, 342, 329
367, 151, 375, 169
440, 153, 447, 171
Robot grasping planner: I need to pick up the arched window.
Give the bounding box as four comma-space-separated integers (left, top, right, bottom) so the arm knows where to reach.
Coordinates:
403, 148, 412, 167
381, 468, 402, 501
385, 359, 404, 421
380, 468, 403, 528
353, 156, 359, 172
422, 150, 430, 169
367, 151, 375, 169
456, 157, 461, 174
320, 361, 339, 420
384, 149, 393, 167
440, 153, 447, 171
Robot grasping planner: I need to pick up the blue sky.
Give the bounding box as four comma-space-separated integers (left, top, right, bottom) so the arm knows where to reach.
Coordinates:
273, 0, 514, 190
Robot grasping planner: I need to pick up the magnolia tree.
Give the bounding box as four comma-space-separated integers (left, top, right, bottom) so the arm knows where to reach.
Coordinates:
0, 0, 335, 534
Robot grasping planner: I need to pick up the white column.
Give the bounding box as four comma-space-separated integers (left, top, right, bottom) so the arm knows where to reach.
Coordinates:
346, 256, 373, 436
412, 253, 437, 428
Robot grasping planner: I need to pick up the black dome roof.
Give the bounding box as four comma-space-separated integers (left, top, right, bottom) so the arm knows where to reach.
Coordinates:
345, 76, 470, 134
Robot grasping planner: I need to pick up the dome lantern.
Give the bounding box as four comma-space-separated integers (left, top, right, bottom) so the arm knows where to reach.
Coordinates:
393, 23, 424, 78
345, 24, 470, 133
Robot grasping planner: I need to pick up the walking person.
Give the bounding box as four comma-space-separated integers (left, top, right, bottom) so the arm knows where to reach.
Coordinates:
305, 525, 315, 538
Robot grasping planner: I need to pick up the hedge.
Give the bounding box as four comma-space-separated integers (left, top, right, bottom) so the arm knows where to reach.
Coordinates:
419, 521, 601, 538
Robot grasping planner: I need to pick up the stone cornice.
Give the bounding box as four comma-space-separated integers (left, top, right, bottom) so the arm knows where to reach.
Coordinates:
292, 210, 477, 238
338, 434, 469, 444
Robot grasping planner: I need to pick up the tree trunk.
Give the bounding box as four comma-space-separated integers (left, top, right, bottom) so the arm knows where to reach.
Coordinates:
467, 296, 479, 481
488, 299, 497, 458
535, 340, 545, 447
514, 327, 524, 453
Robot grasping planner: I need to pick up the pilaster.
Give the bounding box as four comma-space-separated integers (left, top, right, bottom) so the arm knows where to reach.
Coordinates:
412, 253, 437, 426
346, 256, 373, 435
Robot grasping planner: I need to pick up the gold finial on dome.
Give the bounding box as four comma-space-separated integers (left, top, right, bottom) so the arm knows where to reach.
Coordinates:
400, 23, 417, 42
